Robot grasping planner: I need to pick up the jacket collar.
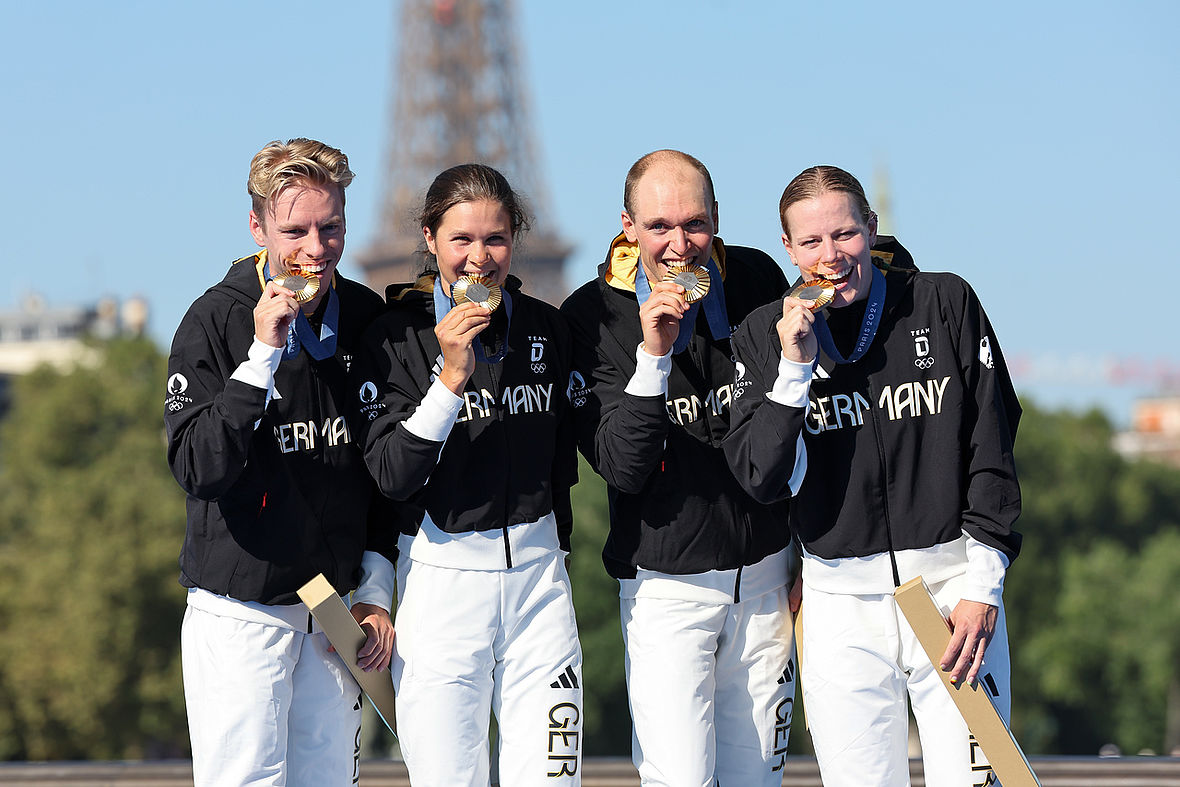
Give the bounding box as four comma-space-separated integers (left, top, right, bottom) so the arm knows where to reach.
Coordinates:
601, 232, 729, 293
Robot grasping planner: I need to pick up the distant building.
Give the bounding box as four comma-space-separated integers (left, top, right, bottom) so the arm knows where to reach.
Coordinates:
0, 294, 148, 414
1113, 395, 1180, 468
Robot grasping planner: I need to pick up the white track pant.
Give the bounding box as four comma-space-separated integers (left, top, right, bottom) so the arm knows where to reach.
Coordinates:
801, 573, 1011, 787
620, 586, 796, 787
182, 602, 362, 787
392, 551, 583, 786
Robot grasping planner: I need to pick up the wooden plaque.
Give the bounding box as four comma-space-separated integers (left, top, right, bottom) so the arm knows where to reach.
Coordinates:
298, 574, 397, 735
894, 576, 1039, 786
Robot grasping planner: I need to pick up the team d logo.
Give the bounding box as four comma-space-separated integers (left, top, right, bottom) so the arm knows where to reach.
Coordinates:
530, 340, 546, 374
912, 331, 935, 370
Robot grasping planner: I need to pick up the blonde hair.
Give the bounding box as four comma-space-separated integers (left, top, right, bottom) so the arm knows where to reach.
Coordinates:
247, 138, 354, 225
779, 165, 874, 239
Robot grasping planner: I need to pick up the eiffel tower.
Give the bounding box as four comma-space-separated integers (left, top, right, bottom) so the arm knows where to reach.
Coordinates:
359, 0, 570, 304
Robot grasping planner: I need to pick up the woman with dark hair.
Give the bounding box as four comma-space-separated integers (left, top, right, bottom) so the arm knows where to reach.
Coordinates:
725, 165, 1023, 786
352, 164, 582, 785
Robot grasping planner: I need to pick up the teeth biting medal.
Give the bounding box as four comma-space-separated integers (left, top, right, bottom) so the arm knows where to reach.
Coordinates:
787, 278, 835, 311
274, 271, 320, 303
662, 263, 711, 303
451, 274, 503, 312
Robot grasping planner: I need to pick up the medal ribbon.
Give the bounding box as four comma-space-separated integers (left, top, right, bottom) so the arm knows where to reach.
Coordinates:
813, 264, 886, 364
432, 275, 513, 364
634, 254, 730, 355
264, 261, 338, 360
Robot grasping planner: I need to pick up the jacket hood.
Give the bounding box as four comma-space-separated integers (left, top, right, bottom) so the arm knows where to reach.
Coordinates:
599, 231, 729, 293
870, 234, 917, 271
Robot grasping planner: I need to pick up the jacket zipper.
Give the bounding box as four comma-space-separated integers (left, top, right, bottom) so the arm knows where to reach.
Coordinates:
486, 355, 513, 570
866, 376, 901, 587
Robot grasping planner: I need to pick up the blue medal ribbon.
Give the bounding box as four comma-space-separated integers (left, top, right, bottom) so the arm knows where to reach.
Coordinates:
813, 264, 886, 364
633, 254, 730, 354
264, 261, 339, 360
432, 274, 513, 364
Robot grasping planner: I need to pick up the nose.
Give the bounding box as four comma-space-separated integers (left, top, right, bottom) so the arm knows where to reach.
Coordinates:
670, 227, 690, 254
819, 237, 838, 265
304, 229, 326, 258
468, 242, 491, 264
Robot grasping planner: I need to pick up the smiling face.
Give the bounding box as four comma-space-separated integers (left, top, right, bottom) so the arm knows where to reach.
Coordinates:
621, 160, 718, 284
782, 190, 878, 308
249, 181, 345, 313
423, 199, 514, 295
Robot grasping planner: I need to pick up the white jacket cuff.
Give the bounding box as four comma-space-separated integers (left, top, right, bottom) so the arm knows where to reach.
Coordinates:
351, 550, 396, 612
962, 534, 1009, 607
403, 378, 464, 443
767, 356, 813, 408
229, 337, 284, 390
624, 343, 671, 397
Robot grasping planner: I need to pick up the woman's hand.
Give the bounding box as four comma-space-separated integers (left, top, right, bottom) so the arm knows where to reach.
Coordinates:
435, 301, 492, 395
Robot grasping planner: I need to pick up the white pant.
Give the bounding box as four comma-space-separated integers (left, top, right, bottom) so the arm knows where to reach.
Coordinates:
620, 586, 796, 786
182, 601, 362, 786
392, 551, 583, 786
801, 573, 1011, 787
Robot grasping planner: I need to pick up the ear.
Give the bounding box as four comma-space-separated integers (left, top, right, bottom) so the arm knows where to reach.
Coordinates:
422, 226, 438, 256
867, 211, 879, 247
711, 201, 720, 234
249, 210, 267, 248
781, 232, 798, 268
621, 210, 638, 243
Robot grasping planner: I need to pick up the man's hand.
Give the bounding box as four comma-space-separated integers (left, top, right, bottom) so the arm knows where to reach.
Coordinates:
639, 279, 689, 357
939, 599, 998, 686
254, 280, 300, 348
777, 297, 817, 364
435, 301, 491, 396
351, 602, 394, 673
788, 574, 803, 614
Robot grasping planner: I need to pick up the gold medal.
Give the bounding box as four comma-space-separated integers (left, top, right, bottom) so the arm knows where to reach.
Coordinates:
788, 278, 835, 312
663, 263, 711, 303
451, 275, 503, 312
275, 272, 320, 304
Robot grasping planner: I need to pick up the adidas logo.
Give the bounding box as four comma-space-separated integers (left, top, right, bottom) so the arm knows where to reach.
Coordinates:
777, 659, 796, 686
550, 664, 579, 690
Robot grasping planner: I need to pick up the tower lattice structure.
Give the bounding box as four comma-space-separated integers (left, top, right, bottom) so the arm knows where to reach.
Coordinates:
359, 0, 569, 304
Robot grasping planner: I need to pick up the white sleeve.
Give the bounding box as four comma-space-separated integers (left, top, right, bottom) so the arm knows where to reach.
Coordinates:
767, 355, 813, 408
350, 550, 397, 612
402, 377, 464, 442
962, 534, 1010, 607
624, 343, 672, 397
229, 338, 284, 429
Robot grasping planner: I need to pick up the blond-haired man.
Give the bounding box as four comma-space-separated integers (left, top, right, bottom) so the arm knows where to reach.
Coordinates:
165, 138, 398, 786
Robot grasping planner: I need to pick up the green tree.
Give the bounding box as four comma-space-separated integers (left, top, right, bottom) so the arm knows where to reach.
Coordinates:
1005, 402, 1180, 754
0, 338, 189, 759
568, 458, 632, 755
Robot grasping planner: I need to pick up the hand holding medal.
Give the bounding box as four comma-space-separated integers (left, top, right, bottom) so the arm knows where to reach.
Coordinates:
778, 279, 830, 364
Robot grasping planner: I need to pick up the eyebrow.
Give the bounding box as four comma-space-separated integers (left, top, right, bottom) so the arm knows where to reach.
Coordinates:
641, 213, 708, 229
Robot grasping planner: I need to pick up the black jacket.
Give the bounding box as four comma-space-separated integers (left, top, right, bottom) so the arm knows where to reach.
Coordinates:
165, 253, 398, 605
351, 274, 577, 562
725, 238, 1023, 569
561, 234, 792, 579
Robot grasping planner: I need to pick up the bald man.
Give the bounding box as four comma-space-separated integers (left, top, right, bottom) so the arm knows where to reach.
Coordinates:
561, 150, 802, 786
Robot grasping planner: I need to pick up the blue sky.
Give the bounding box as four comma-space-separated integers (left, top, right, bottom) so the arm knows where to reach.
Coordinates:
3, 0, 1177, 424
